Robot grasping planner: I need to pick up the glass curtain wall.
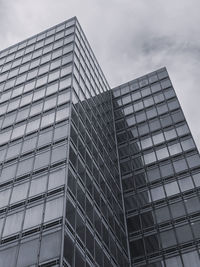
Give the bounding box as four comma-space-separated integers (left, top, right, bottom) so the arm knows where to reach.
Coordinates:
0, 17, 75, 267
64, 19, 129, 267
112, 68, 200, 267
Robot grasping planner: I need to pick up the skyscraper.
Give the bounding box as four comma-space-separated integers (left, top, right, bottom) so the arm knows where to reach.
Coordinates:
112, 69, 200, 267
0, 16, 199, 267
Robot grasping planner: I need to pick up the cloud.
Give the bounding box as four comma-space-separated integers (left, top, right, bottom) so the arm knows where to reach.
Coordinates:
0, 0, 200, 148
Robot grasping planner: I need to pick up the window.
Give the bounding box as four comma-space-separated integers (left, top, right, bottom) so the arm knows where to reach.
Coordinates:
0, 246, 18, 267
182, 251, 200, 267
173, 158, 188, 173
141, 137, 153, 149
51, 144, 67, 163
0, 188, 11, 208
160, 229, 177, 248
147, 167, 160, 182
40, 112, 55, 128
165, 255, 182, 267
39, 231, 61, 262
0, 164, 17, 184
176, 224, 193, 243
17, 238, 40, 267
164, 128, 177, 140
155, 206, 170, 223
168, 142, 182, 156
156, 147, 169, 160
151, 83, 161, 93
48, 168, 65, 190
181, 138, 195, 151
152, 132, 164, 145
187, 154, 200, 168
151, 185, 165, 201
29, 174, 48, 197
179, 176, 194, 192
34, 150, 51, 170
6, 142, 22, 160
44, 197, 63, 222
143, 151, 156, 164
23, 203, 44, 229
3, 210, 24, 236
165, 181, 180, 196
26, 118, 40, 134
10, 181, 29, 204
17, 157, 34, 176
123, 105, 133, 115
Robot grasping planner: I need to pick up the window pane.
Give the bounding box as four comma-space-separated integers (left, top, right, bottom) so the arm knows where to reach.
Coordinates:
17, 238, 40, 267
23, 203, 44, 229
44, 197, 64, 222
10, 181, 29, 204
29, 174, 48, 197
165, 181, 180, 196
3, 211, 24, 236
151, 186, 165, 201
0, 188, 11, 208
0, 246, 18, 267
48, 168, 66, 190
39, 231, 61, 262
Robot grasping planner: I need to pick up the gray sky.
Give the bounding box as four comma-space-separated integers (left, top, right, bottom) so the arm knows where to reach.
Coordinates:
0, 0, 200, 149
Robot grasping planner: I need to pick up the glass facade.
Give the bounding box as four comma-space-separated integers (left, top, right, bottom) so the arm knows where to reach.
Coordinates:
0, 16, 200, 267
112, 68, 200, 266
0, 17, 129, 267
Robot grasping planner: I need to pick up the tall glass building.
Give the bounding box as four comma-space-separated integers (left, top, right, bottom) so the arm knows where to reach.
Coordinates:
0, 16, 200, 267
112, 69, 200, 267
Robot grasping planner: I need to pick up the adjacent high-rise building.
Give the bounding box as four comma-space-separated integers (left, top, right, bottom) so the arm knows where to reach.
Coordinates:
112, 69, 200, 267
0, 16, 200, 267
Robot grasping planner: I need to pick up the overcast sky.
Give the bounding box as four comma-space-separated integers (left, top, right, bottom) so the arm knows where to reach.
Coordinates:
0, 0, 200, 149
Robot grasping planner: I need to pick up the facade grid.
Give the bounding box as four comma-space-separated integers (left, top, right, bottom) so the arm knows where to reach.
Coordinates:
0, 16, 200, 267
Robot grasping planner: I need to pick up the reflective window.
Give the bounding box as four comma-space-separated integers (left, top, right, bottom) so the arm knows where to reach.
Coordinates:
17, 157, 34, 176
173, 158, 188, 173
164, 128, 177, 140
179, 176, 194, 192
170, 201, 186, 219
17, 238, 40, 267
39, 231, 61, 262
51, 144, 67, 163
34, 150, 51, 170
48, 168, 65, 190
165, 181, 180, 197
29, 174, 48, 197
160, 229, 177, 248
181, 138, 195, 151
10, 181, 29, 204
152, 132, 165, 145
1, 163, 17, 183
0, 246, 18, 267
168, 142, 182, 156
23, 203, 44, 229
143, 151, 156, 164
0, 188, 11, 208
165, 255, 182, 267
176, 224, 193, 243
147, 167, 160, 182
151, 185, 165, 201
187, 154, 200, 168
193, 173, 200, 186
182, 251, 200, 267
41, 112, 55, 128
155, 206, 170, 223
156, 147, 169, 160
44, 197, 63, 222
3, 210, 24, 236
141, 137, 153, 149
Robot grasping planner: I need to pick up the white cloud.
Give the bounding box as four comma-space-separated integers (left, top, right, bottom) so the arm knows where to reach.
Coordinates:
0, 0, 200, 149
